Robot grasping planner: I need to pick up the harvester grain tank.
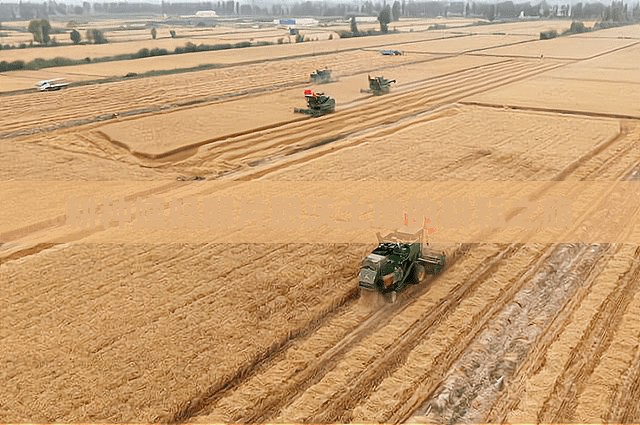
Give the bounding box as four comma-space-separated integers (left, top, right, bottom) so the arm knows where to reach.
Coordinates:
294, 89, 335, 117
310, 69, 333, 84
358, 226, 445, 304
361, 75, 396, 95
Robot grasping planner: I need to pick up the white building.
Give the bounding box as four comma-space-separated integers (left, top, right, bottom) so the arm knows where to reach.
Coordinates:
195, 10, 218, 17
273, 18, 319, 26
355, 16, 379, 22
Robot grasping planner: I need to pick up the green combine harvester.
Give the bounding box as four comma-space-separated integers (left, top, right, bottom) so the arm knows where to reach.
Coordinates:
361, 74, 396, 95
358, 226, 446, 305
294, 89, 336, 117
310, 69, 333, 84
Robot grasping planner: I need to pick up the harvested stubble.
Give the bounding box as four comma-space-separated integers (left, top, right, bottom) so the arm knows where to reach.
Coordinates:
564, 246, 640, 422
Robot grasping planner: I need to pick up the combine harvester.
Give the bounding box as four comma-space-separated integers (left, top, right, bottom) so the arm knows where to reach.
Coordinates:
361, 75, 396, 96
358, 225, 446, 305
309, 69, 334, 84
293, 89, 336, 117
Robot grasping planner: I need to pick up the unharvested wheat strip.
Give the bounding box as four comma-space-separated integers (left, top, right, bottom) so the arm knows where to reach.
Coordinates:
605, 315, 640, 422
146, 244, 363, 420
272, 244, 509, 422
191, 307, 368, 422
571, 246, 640, 421
502, 245, 637, 422
350, 244, 544, 422
0, 243, 362, 422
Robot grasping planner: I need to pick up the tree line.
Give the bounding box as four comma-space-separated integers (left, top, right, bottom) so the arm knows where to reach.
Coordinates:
1, 1, 638, 23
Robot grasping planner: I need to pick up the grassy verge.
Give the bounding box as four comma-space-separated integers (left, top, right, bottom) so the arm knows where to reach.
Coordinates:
0, 40, 272, 73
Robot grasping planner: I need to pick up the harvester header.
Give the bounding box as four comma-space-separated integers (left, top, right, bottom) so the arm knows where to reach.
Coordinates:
361, 75, 396, 96
310, 69, 334, 84
294, 89, 336, 117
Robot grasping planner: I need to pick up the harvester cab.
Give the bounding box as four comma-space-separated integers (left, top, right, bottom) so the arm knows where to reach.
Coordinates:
360, 75, 396, 96
293, 89, 336, 117
310, 69, 333, 84
359, 226, 445, 305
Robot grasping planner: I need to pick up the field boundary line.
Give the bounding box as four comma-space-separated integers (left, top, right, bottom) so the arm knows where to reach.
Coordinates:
460, 101, 640, 121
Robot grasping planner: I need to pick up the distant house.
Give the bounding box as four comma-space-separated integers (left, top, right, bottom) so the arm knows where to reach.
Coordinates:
273, 18, 319, 27
195, 10, 217, 17
354, 16, 378, 22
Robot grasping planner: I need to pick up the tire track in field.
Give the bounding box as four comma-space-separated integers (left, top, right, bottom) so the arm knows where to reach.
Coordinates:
608, 330, 640, 422
538, 243, 640, 423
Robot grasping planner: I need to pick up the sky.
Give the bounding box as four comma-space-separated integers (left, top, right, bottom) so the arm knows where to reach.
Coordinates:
0, 0, 623, 6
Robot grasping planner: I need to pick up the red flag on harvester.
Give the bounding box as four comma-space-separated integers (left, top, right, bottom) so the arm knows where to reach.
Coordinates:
304, 89, 313, 95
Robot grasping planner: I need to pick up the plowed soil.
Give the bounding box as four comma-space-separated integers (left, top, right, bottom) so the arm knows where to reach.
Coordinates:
2, 18, 640, 424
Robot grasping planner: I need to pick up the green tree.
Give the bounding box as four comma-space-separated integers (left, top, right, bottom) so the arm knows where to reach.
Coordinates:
378, 5, 392, 32
86, 28, 107, 44
391, 0, 401, 20
151, 27, 157, 39
70, 28, 81, 44
487, 4, 496, 20
28, 19, 52, 44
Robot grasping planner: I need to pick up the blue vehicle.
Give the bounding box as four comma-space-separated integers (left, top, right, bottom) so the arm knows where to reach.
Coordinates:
380, 49, 403, 55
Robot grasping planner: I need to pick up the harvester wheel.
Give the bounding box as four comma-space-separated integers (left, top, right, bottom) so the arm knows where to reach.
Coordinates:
414, 263, 426, 283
